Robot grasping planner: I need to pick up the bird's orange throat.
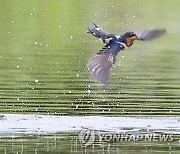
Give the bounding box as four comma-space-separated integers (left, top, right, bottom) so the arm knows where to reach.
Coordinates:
125, 36, 137, 47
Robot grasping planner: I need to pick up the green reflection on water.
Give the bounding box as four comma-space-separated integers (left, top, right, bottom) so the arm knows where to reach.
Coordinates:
0, 0, 179, 116
0, 133, 180, 153
0, 0, 180, 153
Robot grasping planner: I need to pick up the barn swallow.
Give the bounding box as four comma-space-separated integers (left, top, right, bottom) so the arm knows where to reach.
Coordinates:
87, 23, 166, 85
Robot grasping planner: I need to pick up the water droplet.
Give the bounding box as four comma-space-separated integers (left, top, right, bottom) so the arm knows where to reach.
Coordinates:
87, 90, 91, 94
34, 79, 39, 83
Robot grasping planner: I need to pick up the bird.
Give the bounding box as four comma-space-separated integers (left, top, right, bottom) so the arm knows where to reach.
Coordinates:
87, 23, 166, 85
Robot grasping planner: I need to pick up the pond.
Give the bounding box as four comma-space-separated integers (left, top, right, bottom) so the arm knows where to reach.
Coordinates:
0, 0, 180, 153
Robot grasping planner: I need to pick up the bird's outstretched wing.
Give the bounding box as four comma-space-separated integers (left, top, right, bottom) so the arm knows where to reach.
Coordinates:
87, 23, 108, 42
136, 29, 166, 41
87, 42, 122, 85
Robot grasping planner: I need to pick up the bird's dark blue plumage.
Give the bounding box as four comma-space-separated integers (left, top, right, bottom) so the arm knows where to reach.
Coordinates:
87, 23, 166, 85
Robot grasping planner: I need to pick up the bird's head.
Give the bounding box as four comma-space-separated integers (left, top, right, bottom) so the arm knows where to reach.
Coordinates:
123, 32, 137, 38
123, 32, 138, 47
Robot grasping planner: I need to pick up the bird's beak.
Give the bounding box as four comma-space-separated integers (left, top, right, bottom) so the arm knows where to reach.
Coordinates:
135, 33, 141, 40
136, 36, 140, 40
133, 33, 138, 40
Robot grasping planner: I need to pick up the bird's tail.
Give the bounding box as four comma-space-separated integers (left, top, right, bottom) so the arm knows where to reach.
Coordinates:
87, 23, 108, 42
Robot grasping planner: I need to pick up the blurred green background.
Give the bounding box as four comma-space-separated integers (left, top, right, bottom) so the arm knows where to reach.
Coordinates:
0, 0, 179, 116
0, 0, 180, 153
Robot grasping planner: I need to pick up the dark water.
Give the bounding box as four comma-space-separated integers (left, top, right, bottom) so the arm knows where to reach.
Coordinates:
0, 133, 180, 153
0, 0, 180, 153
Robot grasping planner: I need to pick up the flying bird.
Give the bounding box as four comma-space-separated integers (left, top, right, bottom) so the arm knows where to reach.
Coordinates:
87, 23, 166, 85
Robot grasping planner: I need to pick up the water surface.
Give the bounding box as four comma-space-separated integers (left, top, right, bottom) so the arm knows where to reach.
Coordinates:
0, 0, 180, 153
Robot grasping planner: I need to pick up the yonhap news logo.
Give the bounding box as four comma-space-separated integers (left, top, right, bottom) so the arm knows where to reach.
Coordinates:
78, 128, 95, 147
78, 128, 173, 147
